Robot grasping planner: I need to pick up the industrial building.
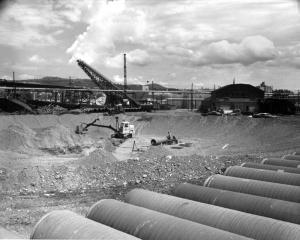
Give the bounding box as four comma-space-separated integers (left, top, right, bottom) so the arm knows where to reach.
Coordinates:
201, 83, 264, 113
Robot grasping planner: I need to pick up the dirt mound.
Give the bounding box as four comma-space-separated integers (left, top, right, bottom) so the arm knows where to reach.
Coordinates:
0, 124, 36, 152
138, 114, 298, 138
0, 123, 94, 154
79, 139, 118, 165
35, 125, 93, 152
137, 113, 300, 154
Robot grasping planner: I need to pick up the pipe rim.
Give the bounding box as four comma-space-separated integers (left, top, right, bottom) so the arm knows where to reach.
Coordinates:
261, 158, 267, 164
223, 166, 233, 176
30, 210, 67, 239
125, 188, 143, 202
86, 199, 109, 218
203, 175, 214, 187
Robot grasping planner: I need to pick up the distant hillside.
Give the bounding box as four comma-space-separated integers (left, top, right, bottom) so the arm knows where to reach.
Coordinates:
18, 77, 98, 88
17, 76, 177, 91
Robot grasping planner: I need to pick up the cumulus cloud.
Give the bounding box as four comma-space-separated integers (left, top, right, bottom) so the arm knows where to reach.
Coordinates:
113, 74, 144, 84
29, 54, 46, 63
51, 0, 93, 23
0, 1, 71, 47
1, 0, 300, 89
105, 49, 151, 68
169, 73, 177, 78
273, 43, 300, 68
18, 73, 35, 80
67, 0, 146, 64
190, 36, 277, 66
105, 54, 123, 68
127, 49, 151, 66
0, 0, 96, 48
165, 46, 193, 57
113, 74, 124, 84
1, 75, 12, 80
4, 3, 64, 28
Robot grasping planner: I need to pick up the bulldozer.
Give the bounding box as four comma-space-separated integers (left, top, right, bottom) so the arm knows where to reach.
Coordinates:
75, 116, 134, 139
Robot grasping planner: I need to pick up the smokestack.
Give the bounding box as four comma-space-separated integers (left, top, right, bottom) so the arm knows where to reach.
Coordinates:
124, 53, 127, 94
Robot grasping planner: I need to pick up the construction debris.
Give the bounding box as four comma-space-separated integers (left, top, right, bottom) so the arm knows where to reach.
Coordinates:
36, 104, 67, 115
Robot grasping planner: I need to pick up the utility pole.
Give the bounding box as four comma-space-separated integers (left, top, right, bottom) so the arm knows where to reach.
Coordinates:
124, 53, 127, 95
152, 80, 155, 111
191, 83, 194, 111
296, 90, 300, 112
13, 71, 16, 98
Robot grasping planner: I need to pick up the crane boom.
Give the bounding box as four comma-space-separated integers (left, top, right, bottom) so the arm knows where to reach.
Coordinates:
76, 59, 140, 107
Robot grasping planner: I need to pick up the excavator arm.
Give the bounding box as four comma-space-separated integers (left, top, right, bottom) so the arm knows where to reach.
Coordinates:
75, 118, 118, 134
88, 124, 118, 133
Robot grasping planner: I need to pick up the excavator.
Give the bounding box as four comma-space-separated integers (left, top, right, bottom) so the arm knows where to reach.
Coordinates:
75, 116, 134, 139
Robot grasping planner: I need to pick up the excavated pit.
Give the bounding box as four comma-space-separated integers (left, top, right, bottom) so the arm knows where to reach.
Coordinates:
0, 110, 300, 237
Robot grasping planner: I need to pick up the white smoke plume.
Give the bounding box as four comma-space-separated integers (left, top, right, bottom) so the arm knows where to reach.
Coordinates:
67, 0, 146, 64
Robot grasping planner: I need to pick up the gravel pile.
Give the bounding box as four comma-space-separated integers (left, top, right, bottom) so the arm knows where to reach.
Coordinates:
0, 144, 261, 198
36, 104, 67, 115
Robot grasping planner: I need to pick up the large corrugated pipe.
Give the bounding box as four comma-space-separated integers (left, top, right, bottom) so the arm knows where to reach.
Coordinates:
150, 138, 166, 146
174, 183, 300, 224
30, 210, 139, 239
261, 158, 300, 168
125, 188, 300, 240
284, 155, 300, 161
204, 175, 300, 203
0, 226, 21, 239
86, 199, 251, 240
241, 162, 300, 174
224, 166, 300, 186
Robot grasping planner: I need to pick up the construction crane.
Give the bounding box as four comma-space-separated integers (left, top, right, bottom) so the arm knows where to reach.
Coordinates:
76, 59, 140, 108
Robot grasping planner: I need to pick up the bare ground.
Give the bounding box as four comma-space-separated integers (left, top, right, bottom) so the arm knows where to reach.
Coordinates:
0, 110, 299, 238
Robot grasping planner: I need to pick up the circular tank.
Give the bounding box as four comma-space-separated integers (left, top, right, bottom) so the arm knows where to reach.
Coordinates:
203, 175, 300, 203
125, 188, 300, 240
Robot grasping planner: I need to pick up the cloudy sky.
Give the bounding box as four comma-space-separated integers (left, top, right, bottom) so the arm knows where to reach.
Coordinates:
0, 0, 300, 90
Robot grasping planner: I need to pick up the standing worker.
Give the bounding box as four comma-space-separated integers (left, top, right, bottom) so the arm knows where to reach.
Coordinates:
167, 131, 171, 140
